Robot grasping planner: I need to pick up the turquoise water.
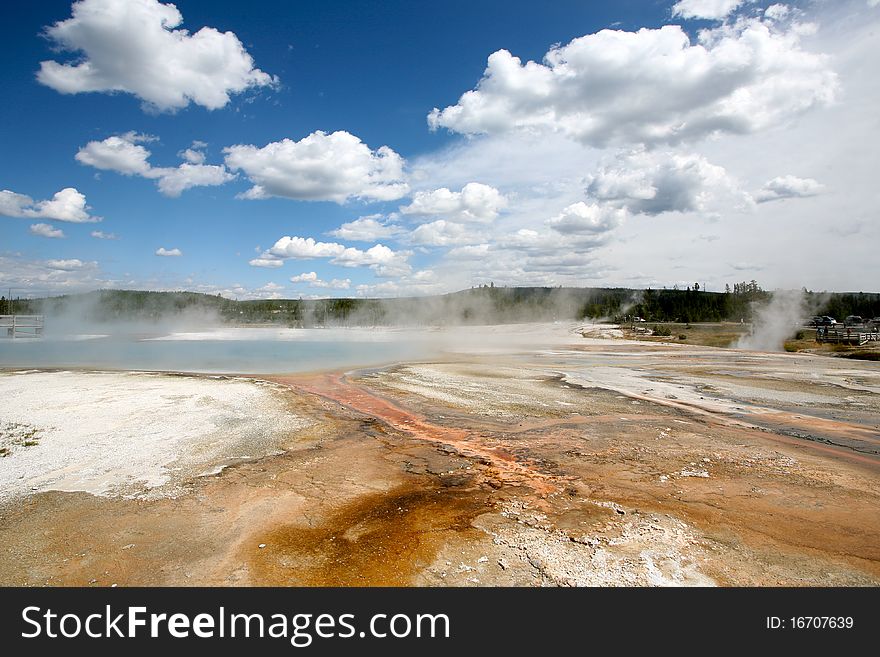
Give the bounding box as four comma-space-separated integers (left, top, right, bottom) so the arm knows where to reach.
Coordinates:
0, 332, 432, 374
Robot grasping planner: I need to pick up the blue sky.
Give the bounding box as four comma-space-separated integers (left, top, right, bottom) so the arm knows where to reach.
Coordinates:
1, 0, 878, 299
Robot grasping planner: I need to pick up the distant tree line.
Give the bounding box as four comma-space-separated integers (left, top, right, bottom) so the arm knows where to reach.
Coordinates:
4, 284, 879, 327
626, 283, 769, 323
807, 292, 880, 321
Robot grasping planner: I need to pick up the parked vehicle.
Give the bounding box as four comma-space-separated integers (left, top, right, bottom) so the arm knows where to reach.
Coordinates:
817, 316, 837, 327
844, 315, 864, 327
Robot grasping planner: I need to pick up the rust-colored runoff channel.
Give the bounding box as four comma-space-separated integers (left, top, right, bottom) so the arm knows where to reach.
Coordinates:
272, 372, 563, 495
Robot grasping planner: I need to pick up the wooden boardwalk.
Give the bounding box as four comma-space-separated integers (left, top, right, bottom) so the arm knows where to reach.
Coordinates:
0, 314, 44, 338
816, 328, 880, 346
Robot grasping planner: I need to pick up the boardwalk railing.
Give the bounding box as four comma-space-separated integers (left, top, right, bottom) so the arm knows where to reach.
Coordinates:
816, 328, 880, 346
0, 314, 44, 338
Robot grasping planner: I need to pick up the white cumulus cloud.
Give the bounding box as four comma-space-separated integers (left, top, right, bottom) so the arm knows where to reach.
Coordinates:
268, 236, 347, 259
248, 258, 284, 268
77, 132, 235, 197
76, 132, 154, 175
447, 244, 491, 260
547, 202, 626, 234
428, 18, 836, 147
289, 272, 351, 290
328, 215, 403, 241
46, 258, 95, 270
155, 247, 182, 256
586, 150, 750, 215
332, 244, 403, 268
409, 220, 480, 246
671, 0, 747, 21
289, 272, 319, 283
1, 187, 99, 222
155, 163, 236, 197
37, 0, 276, 112
755, 175, 824, 202
764, 4, 791, 22
255, 236, 410, 277
224, 131, 409, 203
400, 182, 507, 223
29, 223, 66, 239
179, 146, 206, 164
317, 278, 351, 289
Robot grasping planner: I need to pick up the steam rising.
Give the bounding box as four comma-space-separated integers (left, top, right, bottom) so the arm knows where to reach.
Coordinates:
32, 288, 603, 334
736, 290, 806, 352
34, 292, 223, 338
4, 289, 600, 373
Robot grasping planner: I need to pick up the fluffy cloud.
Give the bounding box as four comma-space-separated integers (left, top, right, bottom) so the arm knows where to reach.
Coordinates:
248, 258, 284, 268
428, 18, 836, 147
155, 247, 182, 256
37, 0, 276, 112
179, 145, 206, 164
755, 175, 824, 202
289, 272, 351, 289
764, 4, 791, 21
250, 282, 284, 299
155, 163, 236, 197
586, 150, 749, 215
0, 191, 38, 219
46, 258, 95, 271
267, 236, 346, 259
396, 182, 505, 250
28, 188, 97, 223
400, 183, 507, 223
77, 133, 235, 197
254, 236, 411, 277
316, 279, 352, 289
289, 272, 319, 283
1, 187, 99, 223
447, 244, 491, 260
671, 0, 746, 20
224, 131, 409, 203
30, 223, 65, 239
76, 132, 153, 175
90, 230, 118, 240
409, 220, 480, 246
333, 244, 403, 268
547, 202, 626, 234
328, 215, 403, 241
414, 222, 612, 290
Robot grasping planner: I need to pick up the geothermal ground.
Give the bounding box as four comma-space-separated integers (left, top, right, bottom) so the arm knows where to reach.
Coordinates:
0, 324, 878, 586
